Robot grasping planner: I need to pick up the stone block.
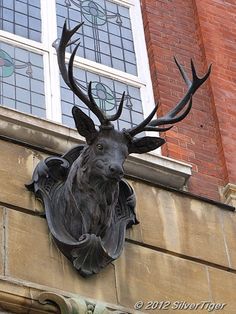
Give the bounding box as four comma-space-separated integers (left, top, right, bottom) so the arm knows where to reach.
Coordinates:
0, 280, 58, 313
208, 267, 236, 313
0, 140, 44, 213
114, 242, 210, 311
0, 207, 4, 275
5, 208, 117, 304
220, 210, 236, 270
222, 183, 236, 207
127, 180, 230, 268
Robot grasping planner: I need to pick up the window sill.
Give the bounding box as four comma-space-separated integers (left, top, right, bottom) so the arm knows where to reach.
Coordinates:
0, 106, 192, 189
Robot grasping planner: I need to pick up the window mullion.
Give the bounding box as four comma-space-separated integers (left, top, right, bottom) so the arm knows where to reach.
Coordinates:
130, 0, 156, 119
129, 0, 160, 154
0, 30, 46, 52
69, 54, 146, 88
41, 0, 62, 122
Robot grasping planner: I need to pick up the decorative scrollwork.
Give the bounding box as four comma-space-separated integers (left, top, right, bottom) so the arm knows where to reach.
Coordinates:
38, 292, 129, 314
27, 145, 138, 277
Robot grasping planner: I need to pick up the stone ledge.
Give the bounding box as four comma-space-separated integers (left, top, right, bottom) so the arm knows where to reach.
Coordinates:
0, 278, 134, 314
0, 106, 192, 189
125, 153, 191, 189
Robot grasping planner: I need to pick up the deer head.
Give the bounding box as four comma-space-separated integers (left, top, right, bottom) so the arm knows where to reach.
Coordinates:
27, 21, 211, 277
54, 22, 211, 180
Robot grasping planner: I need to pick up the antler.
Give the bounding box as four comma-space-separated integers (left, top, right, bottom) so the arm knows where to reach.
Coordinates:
53, 21, 125, 125
127, 58, 212, 137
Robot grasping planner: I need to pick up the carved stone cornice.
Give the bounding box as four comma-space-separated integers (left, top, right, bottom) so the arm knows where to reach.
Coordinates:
0, 280, 57, 313
0, 279, 133, 314
222, 183, 236, 208
38, 292, 130, 314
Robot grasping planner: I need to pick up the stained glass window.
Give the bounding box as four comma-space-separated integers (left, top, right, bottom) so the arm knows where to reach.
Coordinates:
61, 67, 143, 129
0, 0, 41, 42
0, 42, 46, 117
0, 0, 154, 132
56, 0, 137, 75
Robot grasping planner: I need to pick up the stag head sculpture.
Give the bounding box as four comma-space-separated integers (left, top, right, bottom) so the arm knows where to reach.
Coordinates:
27, 22, 211, 277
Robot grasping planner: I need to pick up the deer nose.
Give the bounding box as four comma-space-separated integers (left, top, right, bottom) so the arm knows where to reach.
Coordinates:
109, 163, 124, 177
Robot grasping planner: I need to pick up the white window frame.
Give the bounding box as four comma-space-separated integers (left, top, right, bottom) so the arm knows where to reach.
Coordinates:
0, 0, 157, 141
44, 0, 156, 122
0, 16, 53, 120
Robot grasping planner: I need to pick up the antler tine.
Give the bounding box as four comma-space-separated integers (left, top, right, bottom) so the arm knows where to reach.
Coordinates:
67, 37, 80, 47
166, 57, 211, 117
68, 43, 106, 124
148, 60, 211, 127
68, 43, 91, 107
126, 102, 159, 137
56, 21, 132, 126
54, 20, 84, 88
126, 59, 211, 137
168, 95, 193, 124
148, 97, 193, 128
148, 95, 193, 128
174, 56, 191, 87
88, 82, 107, 123
55, 20, 111, 125
107, 92, 125, 122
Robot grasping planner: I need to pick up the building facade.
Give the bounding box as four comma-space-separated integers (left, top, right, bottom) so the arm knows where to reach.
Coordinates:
0, 0, 235, 313
143, 0, 236, 204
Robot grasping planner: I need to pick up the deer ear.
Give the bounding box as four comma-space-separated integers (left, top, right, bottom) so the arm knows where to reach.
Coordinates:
128, 137, 165, 154
72, 106, 98, 144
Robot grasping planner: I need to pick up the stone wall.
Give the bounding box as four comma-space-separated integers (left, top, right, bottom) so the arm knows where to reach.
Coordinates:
0, 137, 236, 313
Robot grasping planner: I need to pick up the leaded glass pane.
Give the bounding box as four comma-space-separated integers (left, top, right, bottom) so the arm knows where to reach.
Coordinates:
0, 42, 46, 118
0, 0, 41, 42
56, 0, 137, 75
60, 67, 143, 129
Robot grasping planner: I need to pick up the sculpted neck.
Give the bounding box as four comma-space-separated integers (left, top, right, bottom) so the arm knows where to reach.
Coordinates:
74, 147, 120, 207
64, 148, 120, 236
77, 164, 119, 207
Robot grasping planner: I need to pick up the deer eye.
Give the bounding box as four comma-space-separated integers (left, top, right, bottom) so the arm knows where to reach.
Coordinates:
96, 144, 103, 151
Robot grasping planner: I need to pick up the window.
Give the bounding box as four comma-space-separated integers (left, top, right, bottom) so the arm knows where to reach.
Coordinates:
0, 42, 45, 116
0, 0, 41, 42
0, 0, 155, 131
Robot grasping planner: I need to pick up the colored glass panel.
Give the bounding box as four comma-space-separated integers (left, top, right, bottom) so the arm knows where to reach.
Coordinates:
56, 0, 137, 75
0, 42, 46, 117
61, 66, 143, 129
0, 0, 41, 42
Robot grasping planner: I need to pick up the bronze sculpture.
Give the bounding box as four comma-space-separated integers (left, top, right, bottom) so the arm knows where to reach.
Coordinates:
27, 21, 211, 277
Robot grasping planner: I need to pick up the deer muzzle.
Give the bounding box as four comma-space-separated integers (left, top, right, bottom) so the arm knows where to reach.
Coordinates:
108, 163, 124, 181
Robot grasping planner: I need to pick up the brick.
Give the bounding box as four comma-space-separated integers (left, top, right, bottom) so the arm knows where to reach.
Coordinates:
142, 0, 235, 201
195, 0, 236, 186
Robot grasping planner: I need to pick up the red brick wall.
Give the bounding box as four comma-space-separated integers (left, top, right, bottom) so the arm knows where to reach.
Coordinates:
194, 0, 236, 187
141, 0, 236, 201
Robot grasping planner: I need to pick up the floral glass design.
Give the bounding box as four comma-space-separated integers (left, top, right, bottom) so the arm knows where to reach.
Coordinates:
56, 0, 137, 75
61, 67, 143, 129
